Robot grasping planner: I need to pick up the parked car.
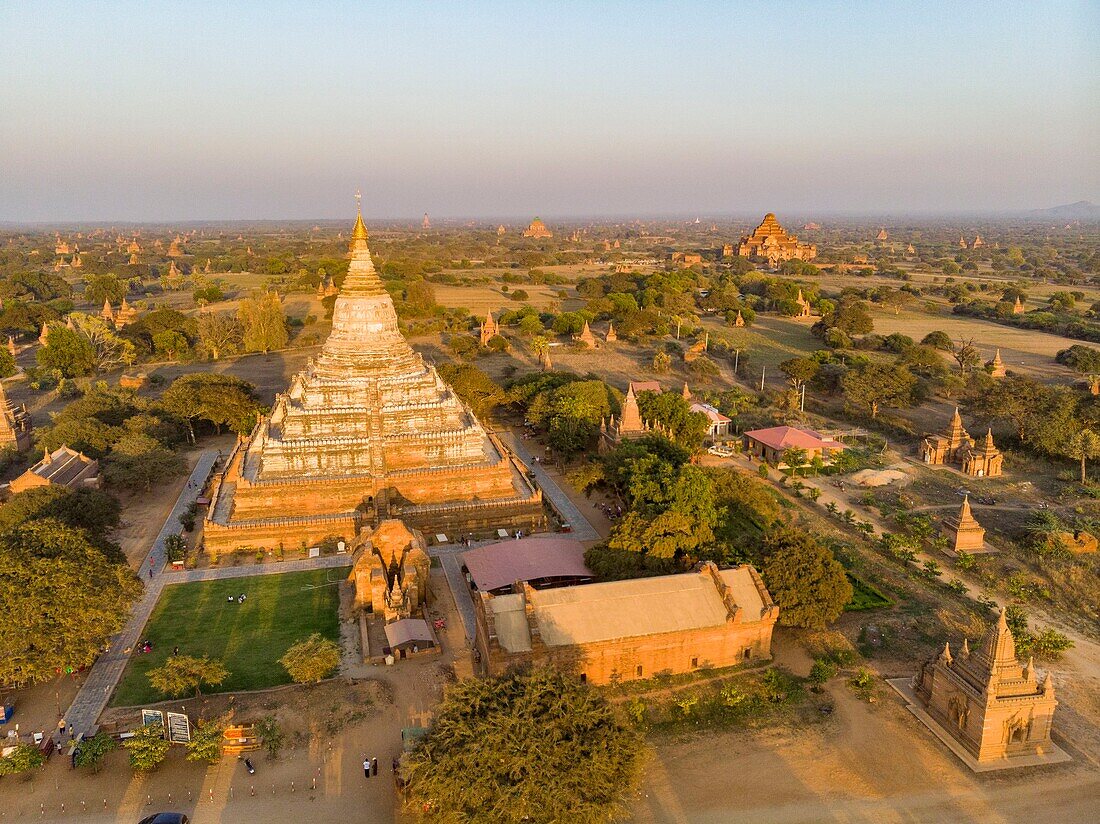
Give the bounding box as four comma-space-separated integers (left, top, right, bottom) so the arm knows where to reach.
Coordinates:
138, 814, 189, 824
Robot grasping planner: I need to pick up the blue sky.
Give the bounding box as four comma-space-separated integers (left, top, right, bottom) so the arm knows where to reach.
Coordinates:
1, 1, 1097, 221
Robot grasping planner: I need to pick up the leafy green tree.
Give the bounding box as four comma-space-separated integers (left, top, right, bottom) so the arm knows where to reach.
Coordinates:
36, 325, 96, 377
103, 433, 185, 491
84, 273, 127, 306
160, 373, 259, 442
840, 363, 917, 418
1062, 428, 1100, 484
436, 363, 506, 419
0, 519, 141, 685
69, 314, 137, 371
280, 633, 341, 683
761, 529, 853, 629
635, 390, 709, 451
404, 667, 643, 824
527, 380, 615, 456
186, 717, 228, 764
123, 723, 170, 771
0, 743, 46, 776
74, 731, 119, 773
0, 486, 120, 535
0, 347, 15, 379
152, 329, 190, 361
197, 311, 243, 360
237, 291, 288, 353
255, 715, 285, 759
921, 330, 954, 351
147, 654, 229, 698
779, 357, 819, 392
1055, 344, 1100, 374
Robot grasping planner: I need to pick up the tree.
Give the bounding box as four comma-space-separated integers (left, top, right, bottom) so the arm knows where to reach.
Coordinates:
84, 273, 127, 307
36, 325, 96, 377
68, 313, 137, 372
152, 329, 190, 361
123, 723, 171, 771
761, 529, 853, 629
280, 633, 341, 683
103, 433, 185, 491
255, 715, 285, 759
436, 363, 507, 419
0, 347, 15, 379
197, 311, 243, 360
0, 486, 120, 535
237, 291, 288, 353
160, 373, 260, 442
74, 731, 119, 773
921, 330, 954, 351
0, 519, 141, 685
951, 338, 982, 374
147, 655, 229, 698
404, 667, 642, 824
840, 362, 917, 418
634, 391, 709, 451
1062, 428, 1100, 484
186, 717, 228, 764
1055, 344, 1100, 374
0, 743, 46, 776
779, 357, 819, 392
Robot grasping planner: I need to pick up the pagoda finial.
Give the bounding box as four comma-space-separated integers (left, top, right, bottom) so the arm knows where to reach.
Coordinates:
351, 190, 368, 241
984, 428, 995, 449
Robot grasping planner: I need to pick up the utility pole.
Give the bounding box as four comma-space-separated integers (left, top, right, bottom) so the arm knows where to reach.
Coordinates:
733, 348, 740, 374
800, 384, 806, 412
760, 366, 766, 392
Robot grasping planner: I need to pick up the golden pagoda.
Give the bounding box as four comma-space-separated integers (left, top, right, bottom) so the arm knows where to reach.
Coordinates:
479, 310, 500, 347
987, 349, 1006, 378
203, 200, 544, 555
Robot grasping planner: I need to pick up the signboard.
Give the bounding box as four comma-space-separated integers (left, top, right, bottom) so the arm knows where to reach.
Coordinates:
166, 712, 191, 744
141, 709, 164, 730
308, 547, 320, 559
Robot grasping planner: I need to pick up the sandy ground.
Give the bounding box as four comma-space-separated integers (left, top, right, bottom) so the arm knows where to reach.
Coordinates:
632, 637, 1100, 824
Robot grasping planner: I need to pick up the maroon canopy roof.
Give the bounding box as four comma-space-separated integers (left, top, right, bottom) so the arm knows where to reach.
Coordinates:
462, 536, 593, 592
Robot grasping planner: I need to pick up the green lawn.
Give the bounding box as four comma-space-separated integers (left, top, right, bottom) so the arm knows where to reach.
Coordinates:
111, 569, 342, 707
845, 574, 893, 612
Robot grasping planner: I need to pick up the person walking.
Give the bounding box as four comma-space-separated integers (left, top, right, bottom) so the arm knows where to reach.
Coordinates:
363, 757, 371, 779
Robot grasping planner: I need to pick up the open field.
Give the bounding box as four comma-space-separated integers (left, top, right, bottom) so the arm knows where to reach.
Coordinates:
111, 569, 342, 707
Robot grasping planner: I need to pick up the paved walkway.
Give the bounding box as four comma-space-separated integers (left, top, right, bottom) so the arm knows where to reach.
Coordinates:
439, 552, 477, 641
64, 452, 354, 739
498, 430, 599, 540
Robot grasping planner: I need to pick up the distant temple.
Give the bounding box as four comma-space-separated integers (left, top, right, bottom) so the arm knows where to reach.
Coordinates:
203, 201, 544, 555
167, 234, 184, 257
1012, 296, 1025, 315
0, 381, 31, 452
943, 495, 986, 553
987, 349, 1006, 378
604, 322, 617, 343
422, 213, 431, 229
574, 319, 598, 349
737, 214, 816, 267
522, 217, 553, 239
919, 409, 1003, 478
599, 384, 652, 451
479, 310, 500, 347
911, 608, 1067, 768
876, 228, 889, 241
497, 224, 507, 236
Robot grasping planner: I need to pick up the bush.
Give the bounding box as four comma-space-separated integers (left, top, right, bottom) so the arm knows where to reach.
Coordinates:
808, 658, 839, 686
0, 743, 46, 775
280, 633, 341, 683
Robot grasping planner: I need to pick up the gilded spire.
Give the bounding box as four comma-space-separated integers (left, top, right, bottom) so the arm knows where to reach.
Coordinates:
351, 190, 369, 242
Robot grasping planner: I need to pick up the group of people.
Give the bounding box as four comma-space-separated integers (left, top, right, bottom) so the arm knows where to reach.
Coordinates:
362, 756, 400, 780
226, 593, 248, 604
594, 500, 623, 521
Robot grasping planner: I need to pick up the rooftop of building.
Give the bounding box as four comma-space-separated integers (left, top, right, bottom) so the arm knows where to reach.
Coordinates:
462, 536, 592, 593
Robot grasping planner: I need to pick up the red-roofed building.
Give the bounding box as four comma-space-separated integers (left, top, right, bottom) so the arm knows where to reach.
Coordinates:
743, 425, 845, 467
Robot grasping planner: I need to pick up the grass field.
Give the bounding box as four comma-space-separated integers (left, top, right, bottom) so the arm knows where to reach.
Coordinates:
844, 575, 893, 612
111, 569, 343, 707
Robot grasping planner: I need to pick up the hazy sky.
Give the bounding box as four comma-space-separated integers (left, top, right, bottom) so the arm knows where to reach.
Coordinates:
1, 1, 1097, 222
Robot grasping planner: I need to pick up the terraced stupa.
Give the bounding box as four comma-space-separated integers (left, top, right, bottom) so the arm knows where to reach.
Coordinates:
204, 204, 544, 554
